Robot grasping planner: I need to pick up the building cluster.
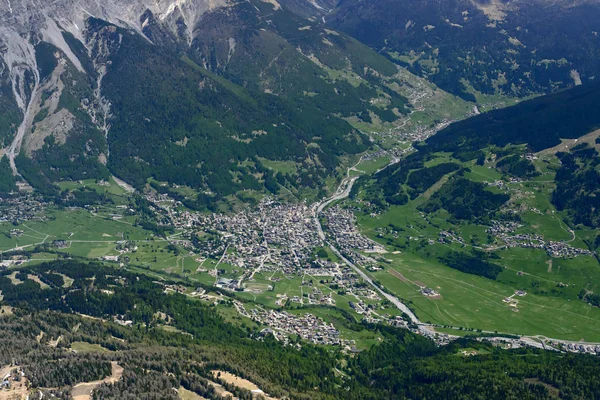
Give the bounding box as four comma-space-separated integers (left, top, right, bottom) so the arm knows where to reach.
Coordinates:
420, 287, 440, 297
394, 119, 454, 144
323, 205, 384, 266
8, 229, 23, 238
169, 198, 323, 275
0, 195, 47, 223
140, 195, 394, 315
0, 366, 27, 392
438, 230, 465, 245
485, 220, 523, 236
420, 329, 455, 346
301, 281, 336, 306
548, 341, 600, 355
494, 232, 593, 258
248, 306, 346, 346
477, 336, 600, 355
486, 178, 522, 189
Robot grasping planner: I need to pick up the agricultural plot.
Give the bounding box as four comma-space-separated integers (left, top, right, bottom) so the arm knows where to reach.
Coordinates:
352, 148, 600, 341
364, 251, 600, 341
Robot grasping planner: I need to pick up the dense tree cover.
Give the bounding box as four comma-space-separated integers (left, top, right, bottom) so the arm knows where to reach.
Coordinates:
579, 289, 600, 308
4, 260, 600, 398
420, 177, 509, 223
552, 144, 600, 228
328, 0, 600, 100
496, 155, 539, 179
86, 18, 368, 197
0, 312, 115, 389
424, 83, 600, 156
349, 326, 600, 399
0, 156, 17, 193
15, 153, 60, 196
94, 370, 179, 400
364, 153, 425, 205
35, 42, 60, 82
439, 250, 504, 280
406, 162, 460, 198
58, 187, 113, 208
0, 59, 22, 148
188, 0, 408, 119
351, 156, 461, 208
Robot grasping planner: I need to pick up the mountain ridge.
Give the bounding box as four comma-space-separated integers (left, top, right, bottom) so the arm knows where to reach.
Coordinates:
327, 0, 600, 101
0, 0, 403, 200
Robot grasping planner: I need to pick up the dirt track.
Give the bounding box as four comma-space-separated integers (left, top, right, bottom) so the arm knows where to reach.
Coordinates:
388, 269, 409, 282
72, 362, 123, 400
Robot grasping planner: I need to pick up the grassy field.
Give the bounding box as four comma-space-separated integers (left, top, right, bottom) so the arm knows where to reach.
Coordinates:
363, 250, 600, 341
258, 158, 300, 175
57, 177, 128, 197
0, 208, 151, 252
178, 387, 205, 400
71, 341, 109, 353
351, 149, 600, 341
0, 206, 200, 273
355, 156, 393, 175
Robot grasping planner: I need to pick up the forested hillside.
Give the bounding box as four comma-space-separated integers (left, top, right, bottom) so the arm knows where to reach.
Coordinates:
1, 0, 422, 200
1, 259, 600, 399
553, 143, 600, 228
426, 83, 600, 156
328, 0, 600, 100
189, 0, 409, 119
91, 17, 367, 197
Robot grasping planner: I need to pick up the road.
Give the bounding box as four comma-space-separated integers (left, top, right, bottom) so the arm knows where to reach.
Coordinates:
313, 175, 358, 241
327, 243, 420, 324
312, 165, 422, 326
311, 161, 593, 345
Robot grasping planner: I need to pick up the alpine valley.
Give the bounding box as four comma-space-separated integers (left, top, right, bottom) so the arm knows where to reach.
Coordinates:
1, 0, 600, 399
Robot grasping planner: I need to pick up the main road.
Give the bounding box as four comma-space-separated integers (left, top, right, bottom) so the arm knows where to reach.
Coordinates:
312, 167, 423, 326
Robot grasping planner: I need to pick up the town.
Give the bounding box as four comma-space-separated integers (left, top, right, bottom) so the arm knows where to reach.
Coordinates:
0, 187, 598, 357
486, 220, 593, 258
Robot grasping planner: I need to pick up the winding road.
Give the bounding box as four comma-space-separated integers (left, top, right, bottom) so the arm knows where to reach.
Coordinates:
312, 165, 423, 326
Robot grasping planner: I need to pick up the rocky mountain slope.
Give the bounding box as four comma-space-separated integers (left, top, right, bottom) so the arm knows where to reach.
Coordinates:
0, 0, 413, 200
3, 0, 599, 199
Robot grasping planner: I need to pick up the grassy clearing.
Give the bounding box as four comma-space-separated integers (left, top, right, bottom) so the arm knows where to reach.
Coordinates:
368, 251, 600, 341
71, 341, 108, 353
178, 387, 206, 400
57, 177, 128, 197
0, 208, 152, 254
258, 158, 300, 175
356, 156, 392, 175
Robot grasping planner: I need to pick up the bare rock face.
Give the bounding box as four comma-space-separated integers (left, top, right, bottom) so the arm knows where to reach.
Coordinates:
1, 0, 225, 36
0, 0, 228, 79
0, 0, 228, 173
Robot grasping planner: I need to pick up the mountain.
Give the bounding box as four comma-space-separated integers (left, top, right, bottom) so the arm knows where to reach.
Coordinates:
348, 83, 600, 340
363, 82, 600, 210
327, 0, 600, 101
425, 82, 600, 154
0, 0, 418, 202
